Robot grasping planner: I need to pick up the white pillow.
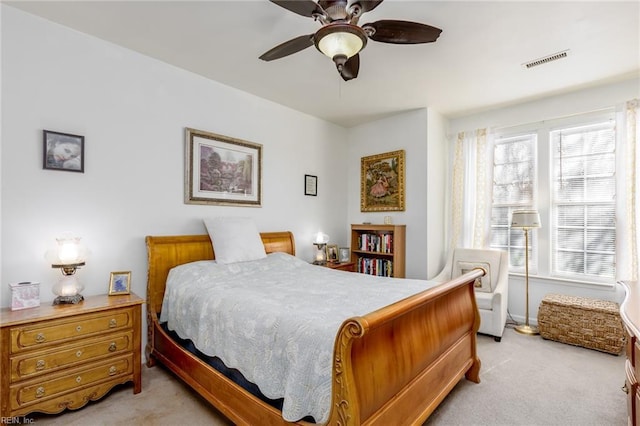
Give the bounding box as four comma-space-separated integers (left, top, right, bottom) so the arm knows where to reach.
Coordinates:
454, 261, 492, 293
203, 217, 266, 264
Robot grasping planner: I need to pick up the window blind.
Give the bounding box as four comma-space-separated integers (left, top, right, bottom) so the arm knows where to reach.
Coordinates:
490, 133, 537, 271
551, 121, 616, 278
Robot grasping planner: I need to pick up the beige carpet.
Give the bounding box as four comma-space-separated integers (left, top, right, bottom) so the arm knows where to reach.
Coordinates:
30, 327, 626, 425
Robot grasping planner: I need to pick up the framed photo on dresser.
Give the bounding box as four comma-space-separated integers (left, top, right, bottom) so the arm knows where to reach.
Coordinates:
109, 271, 131, 295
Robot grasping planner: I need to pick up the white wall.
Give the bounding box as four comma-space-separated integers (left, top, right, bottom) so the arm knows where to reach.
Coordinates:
346, 109, 447, 280
0, 6, 348, 310
448, 77, 639, 324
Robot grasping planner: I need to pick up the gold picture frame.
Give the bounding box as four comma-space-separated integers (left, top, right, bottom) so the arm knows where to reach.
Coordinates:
360, 150, 405, 212
185, 127, 262, 206
326, 244, 338, 263
108, 271, 131, 295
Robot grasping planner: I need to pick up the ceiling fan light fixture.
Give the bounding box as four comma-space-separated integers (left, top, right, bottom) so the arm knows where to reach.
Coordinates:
315, 23, 367, 62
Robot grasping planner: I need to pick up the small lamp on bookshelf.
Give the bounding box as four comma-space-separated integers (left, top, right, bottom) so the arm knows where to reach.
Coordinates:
312, 232, 329, 265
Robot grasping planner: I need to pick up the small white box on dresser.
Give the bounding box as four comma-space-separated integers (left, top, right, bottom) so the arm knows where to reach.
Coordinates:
9, 281, 40, 310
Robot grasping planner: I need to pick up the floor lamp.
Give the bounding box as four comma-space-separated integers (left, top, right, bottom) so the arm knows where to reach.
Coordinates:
511, 210, 541, 335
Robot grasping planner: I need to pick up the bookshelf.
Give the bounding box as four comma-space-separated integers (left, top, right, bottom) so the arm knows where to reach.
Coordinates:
350, 224, 406, 278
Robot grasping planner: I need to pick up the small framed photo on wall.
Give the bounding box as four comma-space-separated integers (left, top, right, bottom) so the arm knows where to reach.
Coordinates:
305, 174, 318, 196
108, 271, 131, 295
43, 130, 85, 173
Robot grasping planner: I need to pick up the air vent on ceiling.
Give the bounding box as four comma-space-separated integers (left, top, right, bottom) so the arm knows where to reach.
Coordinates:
523, 50, 570, 69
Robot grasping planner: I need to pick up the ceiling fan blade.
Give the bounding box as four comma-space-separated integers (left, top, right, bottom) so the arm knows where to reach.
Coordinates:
340, 54, 360, 81
363, 20, 442, 44
259, 34, 315, 61
353, 0, 384, 13
270, 0, 325, 18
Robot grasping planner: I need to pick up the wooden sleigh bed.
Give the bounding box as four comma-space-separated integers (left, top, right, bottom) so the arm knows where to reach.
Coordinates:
145, 232, 483, 425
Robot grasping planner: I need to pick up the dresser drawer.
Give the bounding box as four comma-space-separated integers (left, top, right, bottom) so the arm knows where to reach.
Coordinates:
10, 331, 133, 382
10, 308, 135, 353
10, 354, 133, 410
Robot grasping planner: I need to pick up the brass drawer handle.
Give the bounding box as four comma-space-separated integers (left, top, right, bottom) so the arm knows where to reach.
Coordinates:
622, 383, 629, 394
35, 360, 45, 370
36, 387, 45, 398
76, 350, 83, 358
109, 319, 117, 328
35, 333, 45, 343
109, 366, 117, 376
76, 376, 82, 383
108, 342, 117, 352
76, 325, 82, 332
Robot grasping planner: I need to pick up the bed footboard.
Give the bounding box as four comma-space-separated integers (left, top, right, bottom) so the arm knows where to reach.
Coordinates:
327, 268, 483, 425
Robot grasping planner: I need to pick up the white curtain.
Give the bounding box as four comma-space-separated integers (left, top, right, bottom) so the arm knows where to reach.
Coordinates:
449, 128, 492, 250
618, 99, 639, 281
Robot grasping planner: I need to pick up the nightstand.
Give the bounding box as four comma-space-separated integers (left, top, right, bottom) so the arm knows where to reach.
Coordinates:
323, 262, 356, 272
0, 293, 143, 418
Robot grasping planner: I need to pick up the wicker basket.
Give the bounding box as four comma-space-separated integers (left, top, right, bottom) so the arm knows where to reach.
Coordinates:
538, 293, 625, 355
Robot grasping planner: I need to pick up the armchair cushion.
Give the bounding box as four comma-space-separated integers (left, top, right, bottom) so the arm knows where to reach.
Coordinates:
454, 261, 492, 292
451, 249, 503, 293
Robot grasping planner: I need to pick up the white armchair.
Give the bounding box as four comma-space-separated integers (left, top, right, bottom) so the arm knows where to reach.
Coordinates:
433, 248, 509, 342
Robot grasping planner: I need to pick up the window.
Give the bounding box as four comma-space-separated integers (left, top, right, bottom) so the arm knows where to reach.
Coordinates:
551, 121, 616, 278
490, 133, 537, 273
489, 111, 617, 283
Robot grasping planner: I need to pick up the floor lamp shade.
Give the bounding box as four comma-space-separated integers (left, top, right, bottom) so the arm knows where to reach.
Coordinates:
511, 210, 541, 229
511, 210, 540, 335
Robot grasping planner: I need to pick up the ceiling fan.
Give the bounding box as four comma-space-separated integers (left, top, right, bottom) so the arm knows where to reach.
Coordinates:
259, 0, 442, 81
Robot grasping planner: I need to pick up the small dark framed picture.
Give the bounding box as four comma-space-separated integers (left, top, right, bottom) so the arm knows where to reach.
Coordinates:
305, 174, 317, 196
43, 130, 84, 173
108, 271, 131, 296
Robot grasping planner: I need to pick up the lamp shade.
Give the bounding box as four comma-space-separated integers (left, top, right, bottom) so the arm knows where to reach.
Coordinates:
314, 232, 329, 245
45, 236, 88, 305
315, 24, 367, 60
46, 236, 88, 266
511, 210, 541, 229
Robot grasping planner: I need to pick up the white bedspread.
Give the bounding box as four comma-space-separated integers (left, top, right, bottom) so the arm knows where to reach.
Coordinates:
159, 252, 437, 423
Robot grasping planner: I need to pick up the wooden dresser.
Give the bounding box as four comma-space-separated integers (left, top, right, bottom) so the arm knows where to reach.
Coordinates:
621, 281, 640, 426
0, 293, 143, 419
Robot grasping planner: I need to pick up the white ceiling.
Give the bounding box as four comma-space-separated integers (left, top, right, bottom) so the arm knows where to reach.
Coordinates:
6, 0, 639, 128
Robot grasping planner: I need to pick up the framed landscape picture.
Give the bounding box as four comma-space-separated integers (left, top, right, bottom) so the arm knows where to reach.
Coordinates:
185, 128, 262, 206
360, 150, 405, 212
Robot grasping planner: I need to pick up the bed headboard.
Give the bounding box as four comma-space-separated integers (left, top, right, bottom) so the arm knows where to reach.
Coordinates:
145, 232, 295, 313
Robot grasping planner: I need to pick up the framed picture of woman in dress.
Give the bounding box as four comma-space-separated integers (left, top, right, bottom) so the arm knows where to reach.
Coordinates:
360, 150, 405, 212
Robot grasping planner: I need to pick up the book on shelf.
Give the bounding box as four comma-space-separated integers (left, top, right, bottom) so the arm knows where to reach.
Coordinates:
357, 233, 394, 254
357, 257, 394, 277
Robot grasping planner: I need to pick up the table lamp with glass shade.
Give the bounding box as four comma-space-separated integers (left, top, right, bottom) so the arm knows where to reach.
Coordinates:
313, 232, 330, 265
511, 210, 541, 335
46, 236, 88, 305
